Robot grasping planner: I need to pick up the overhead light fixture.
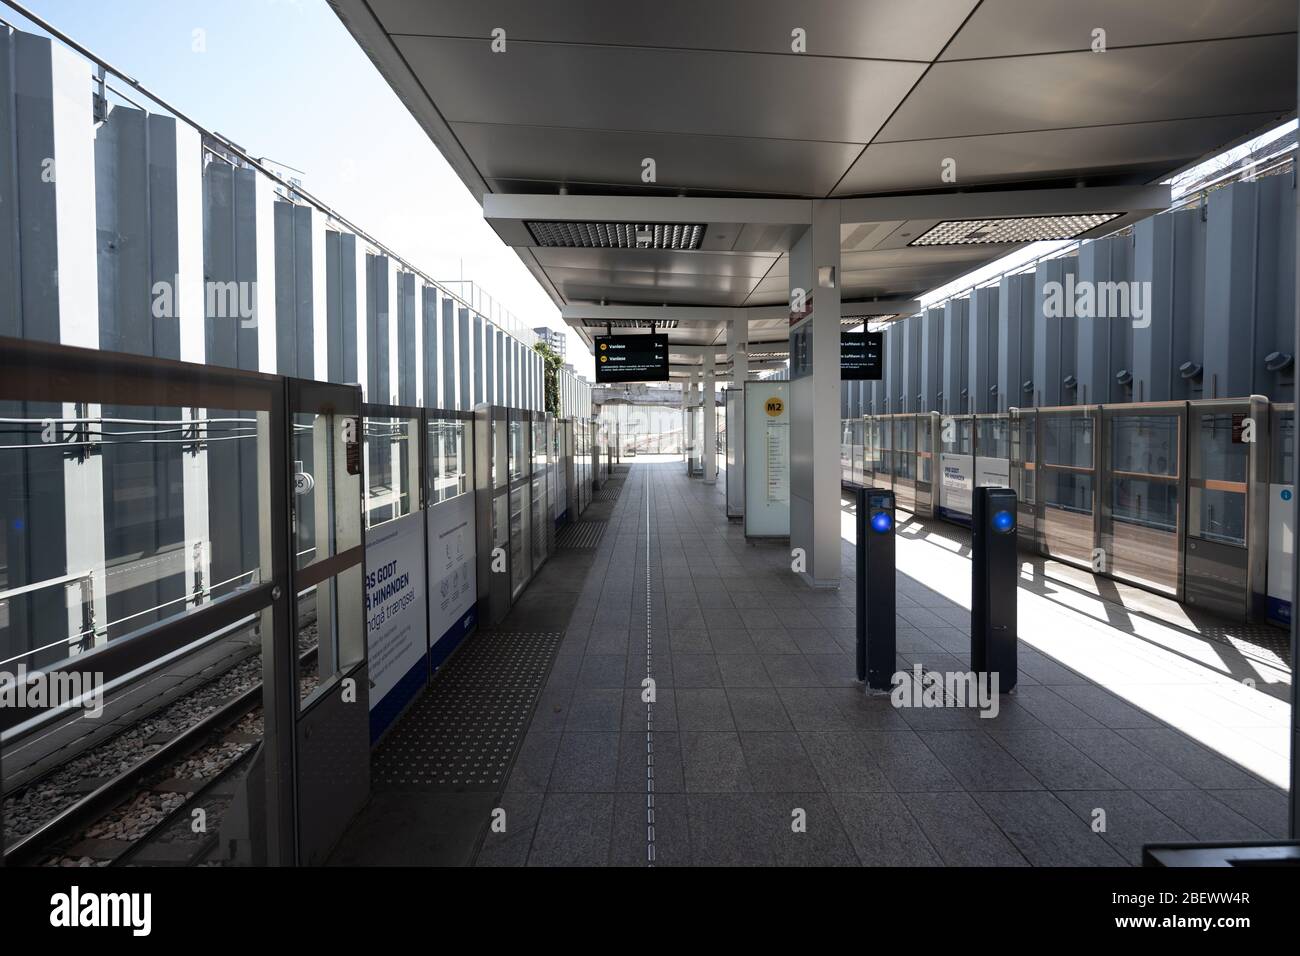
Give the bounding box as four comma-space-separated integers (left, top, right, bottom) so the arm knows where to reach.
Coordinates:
908, 213, 1121, 246
527, 221, 706, 250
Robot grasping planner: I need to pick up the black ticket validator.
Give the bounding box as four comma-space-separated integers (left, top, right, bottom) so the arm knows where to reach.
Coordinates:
971, 486, 1018, 692
856, 487, 896, 691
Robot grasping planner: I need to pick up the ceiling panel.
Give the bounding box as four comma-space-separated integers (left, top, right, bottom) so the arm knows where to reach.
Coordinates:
834, 113, 1287, 195
547, 268, 759, 305
393, 35, 925, 144
941, 0, 1295, 60
330, 0, 1298, 361
451, 121, 863, 196
879, 35, 1296, 143
743, 276, 793, 305
370, 0, 979, 61
840, 245, 1005, 270
532, 247, 780, 279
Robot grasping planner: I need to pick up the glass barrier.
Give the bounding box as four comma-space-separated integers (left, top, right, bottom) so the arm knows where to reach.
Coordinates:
508, 415, 527, 482
363, 416, 419, 529
894, 416, 916, 512
1104, 408, 1182, 594
877, 416, 894, 486
0, 340, 285, 865
428, 417, 471, 504
1010, 409, 1038, 546
0, 403, 270, 676
1039, 409, 1096, 566
1189, 408, 1248, 546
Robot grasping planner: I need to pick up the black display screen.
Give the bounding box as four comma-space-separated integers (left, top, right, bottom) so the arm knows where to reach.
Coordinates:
841, 331, 883, 380
594, 334, 669, 383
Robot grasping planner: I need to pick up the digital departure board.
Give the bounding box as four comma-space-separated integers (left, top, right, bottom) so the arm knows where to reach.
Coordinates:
841, 331, 883, 381
594, 334, 669, 383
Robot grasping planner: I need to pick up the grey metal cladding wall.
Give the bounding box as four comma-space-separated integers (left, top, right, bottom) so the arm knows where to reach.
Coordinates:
1204, 184, 1255, 399
1132, 206, 1205, 403
441, 294, 456, 409
485, 322, 496, 403
273, 201, 314, 377
422, 285, 439, 406
1258, 176, 1296, 403
1033, 256, 1077, 408
902, 314, 921, 414
473, 313, 485, 406
325, 231, 359, 385
397, 272, 417, 405
202, 163, 259, 371
919, 308, 943, 413
457, 306, 471, 410
1075, 235, 1133, 407
1203, 176, 1295, 402
997, 272, 1035, 412
0, 29, 18, 338
365, 254, 390, 402
495, 327, 505, 406
968, 285, 999, 414
2, 31, 60, 341
942, 297, 969, 414
96, 107, 179, 360
891, 321, 906, 412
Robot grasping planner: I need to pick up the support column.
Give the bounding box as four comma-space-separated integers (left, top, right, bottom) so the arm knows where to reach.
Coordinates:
1289, 21, 1299, 841
727, 316, 748, 505
703, 358, 717, 483
789, 199, 842, 588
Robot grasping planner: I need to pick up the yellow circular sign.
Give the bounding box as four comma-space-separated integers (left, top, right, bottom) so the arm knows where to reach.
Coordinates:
765, 398, 784, 417
600, 355, 608, 362
599, 342, 607, 350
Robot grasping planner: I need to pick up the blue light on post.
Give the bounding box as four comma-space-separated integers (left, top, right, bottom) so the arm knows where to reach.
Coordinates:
870, 510, 893, 534
992, 509, 1015, 533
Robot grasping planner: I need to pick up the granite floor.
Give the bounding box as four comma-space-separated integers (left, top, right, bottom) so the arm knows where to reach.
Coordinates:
347, 460, 1293, 867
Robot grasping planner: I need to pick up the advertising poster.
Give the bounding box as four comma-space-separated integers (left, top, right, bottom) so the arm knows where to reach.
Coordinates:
365, 511, 427, 740
939, 453, 974, 520
427, 491, 478, 665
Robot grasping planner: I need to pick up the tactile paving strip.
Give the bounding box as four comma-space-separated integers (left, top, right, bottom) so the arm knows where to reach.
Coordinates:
1199, 623, 1292, 669
556, 519, 607, 550
371, 631, 564, 791
594, 483, 623, 502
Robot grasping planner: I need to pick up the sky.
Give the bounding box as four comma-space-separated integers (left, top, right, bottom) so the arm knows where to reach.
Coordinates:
8, 0, 595, 378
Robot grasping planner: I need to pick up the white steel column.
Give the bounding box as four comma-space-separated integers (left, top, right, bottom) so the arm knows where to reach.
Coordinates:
703, 358, 717, 483
789, 199, 842, 588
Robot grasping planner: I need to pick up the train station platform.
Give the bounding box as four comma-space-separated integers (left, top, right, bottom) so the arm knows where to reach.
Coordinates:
330, 462, 1291, 867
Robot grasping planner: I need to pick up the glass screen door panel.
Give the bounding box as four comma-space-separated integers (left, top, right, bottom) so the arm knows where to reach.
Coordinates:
1102, 409, 1182, 596
1040, 410, 1096, 566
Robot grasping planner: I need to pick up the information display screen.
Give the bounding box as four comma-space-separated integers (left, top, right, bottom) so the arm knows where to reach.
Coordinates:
841, 331, 883, 380
594, 334, 669, 383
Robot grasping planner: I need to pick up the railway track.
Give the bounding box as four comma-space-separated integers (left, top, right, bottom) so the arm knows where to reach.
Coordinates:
3, 628, 319, 867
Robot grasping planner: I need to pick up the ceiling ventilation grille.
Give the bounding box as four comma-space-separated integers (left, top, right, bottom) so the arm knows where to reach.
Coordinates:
582, 318, 680, 330
528, 221, 706, 250
909, 213, 1121, 246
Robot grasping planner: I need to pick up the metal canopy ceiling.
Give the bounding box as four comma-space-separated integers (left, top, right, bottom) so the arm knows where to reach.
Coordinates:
330, 0, 1296, 372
